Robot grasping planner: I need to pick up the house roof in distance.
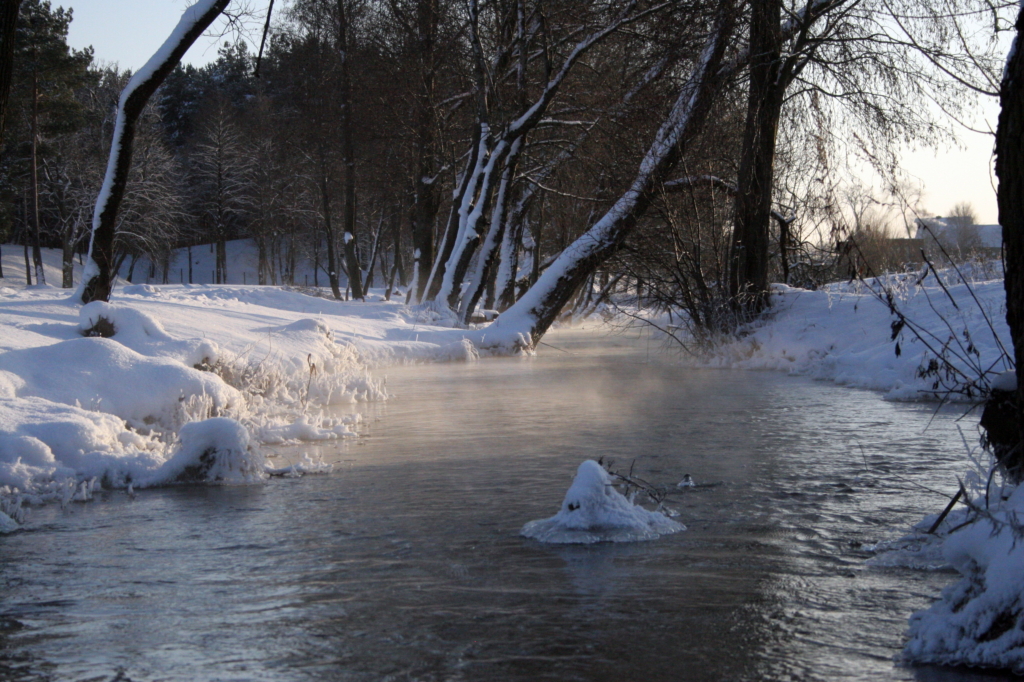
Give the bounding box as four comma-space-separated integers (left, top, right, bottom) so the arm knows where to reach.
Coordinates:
913, 216, 1002, 249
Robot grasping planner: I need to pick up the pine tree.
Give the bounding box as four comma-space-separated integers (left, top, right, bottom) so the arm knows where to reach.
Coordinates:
11, 0, 91, 285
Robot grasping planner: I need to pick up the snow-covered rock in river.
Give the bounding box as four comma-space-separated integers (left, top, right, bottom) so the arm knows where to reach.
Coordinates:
521, 460, 685, 544
903, 485, 1024, 673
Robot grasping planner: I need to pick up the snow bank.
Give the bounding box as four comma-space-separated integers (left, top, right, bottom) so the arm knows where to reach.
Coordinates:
80, 300, 218, 366
521, 460, 685, 544
0, 271, 492, 512
0, 337, 240, 431
703, 273, 1011, 400
903, 485, 1024, 673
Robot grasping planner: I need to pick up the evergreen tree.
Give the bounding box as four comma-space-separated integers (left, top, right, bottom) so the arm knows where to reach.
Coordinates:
4, 0, 91, 284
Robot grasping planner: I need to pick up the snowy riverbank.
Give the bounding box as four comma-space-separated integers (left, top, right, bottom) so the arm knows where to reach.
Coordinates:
704, 267, 1012, 401
0, 256, 482, 516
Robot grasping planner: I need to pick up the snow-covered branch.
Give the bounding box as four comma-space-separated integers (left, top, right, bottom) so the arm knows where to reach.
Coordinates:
79, 0, 230, 304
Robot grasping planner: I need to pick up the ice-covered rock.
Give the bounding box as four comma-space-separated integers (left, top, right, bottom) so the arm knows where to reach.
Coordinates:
521, 460, 685, 544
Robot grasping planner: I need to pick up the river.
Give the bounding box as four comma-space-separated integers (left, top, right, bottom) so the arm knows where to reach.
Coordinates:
0, 329, 1007, 681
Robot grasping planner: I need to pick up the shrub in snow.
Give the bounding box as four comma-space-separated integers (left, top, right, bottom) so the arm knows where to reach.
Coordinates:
521, 460, 685, 544
146, 418, 265, 485
903, 484, 1024, 673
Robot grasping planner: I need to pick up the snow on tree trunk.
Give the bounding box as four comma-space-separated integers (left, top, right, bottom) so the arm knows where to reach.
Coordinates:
478, 6, 736, 349
78, 0, 229, 304
459, 139, 521, 322
428, 1, 652, 314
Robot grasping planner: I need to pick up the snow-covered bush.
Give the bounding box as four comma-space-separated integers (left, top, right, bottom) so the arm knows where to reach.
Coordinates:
521, 460, 685, 544
145, 417, 265, 485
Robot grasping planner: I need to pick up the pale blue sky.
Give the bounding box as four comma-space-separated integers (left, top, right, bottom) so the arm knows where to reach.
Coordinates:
65, 0, 251, 71
63, 0, 1002, 225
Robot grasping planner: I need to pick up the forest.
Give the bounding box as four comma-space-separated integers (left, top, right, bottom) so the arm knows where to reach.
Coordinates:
0, 0, 1011, 340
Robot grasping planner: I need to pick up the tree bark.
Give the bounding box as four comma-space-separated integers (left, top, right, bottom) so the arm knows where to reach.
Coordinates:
995, 6, 1024, 474
409, 0, 439, 302
728, 0, 783, 315
29, 67, 45, 285
319, 161, 343, 300
80, 0, 229, 303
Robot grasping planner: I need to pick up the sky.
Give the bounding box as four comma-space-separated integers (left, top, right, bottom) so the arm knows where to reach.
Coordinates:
63, 0, 1003, 226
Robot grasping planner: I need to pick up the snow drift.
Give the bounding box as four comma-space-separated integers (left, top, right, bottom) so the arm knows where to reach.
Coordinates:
521, 460, 685, 544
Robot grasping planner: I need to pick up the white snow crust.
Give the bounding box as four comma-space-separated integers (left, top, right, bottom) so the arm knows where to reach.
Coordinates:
687, 270, 1012, 400
521, 460, 685, 544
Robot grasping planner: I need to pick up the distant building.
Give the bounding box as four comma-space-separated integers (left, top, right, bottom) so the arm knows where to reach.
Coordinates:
836, 234, 925, 277
914, 216, 1002, 260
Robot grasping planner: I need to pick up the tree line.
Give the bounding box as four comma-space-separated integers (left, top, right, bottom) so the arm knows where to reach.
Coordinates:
0, 0, 1010, 339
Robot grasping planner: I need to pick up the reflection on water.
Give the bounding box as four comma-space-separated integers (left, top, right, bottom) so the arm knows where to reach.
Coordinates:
0, 329, 1009, 681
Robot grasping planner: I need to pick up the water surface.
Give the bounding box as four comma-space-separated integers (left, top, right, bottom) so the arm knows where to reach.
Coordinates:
0, 329, 1007, 681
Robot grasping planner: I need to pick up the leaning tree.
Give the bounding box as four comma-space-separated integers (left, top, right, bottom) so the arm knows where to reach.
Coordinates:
79, 0, 230, 303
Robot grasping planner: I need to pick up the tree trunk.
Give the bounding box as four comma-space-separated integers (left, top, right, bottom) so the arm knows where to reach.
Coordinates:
80, 0, 230, 303
995, 5, 1024, 478
0, 0, 20, 149
409, 0, 439, 302
728, 0, 783, 316
29, 67, 45, 286
62, 238, 75, 288
480, 3, 736, 348
319, 170, 343, 300
425, 124, 483, 300
23, 240, 30, 286
338, 0, 363, 300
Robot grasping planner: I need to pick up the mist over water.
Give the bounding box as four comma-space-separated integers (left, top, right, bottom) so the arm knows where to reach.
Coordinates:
0, 329, 1003, 681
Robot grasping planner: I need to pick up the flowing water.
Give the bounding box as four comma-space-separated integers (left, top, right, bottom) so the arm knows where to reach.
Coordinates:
0, 329, 1012, 681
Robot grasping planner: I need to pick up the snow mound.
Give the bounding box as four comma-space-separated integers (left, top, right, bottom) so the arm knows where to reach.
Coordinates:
145, 418, 264, 485
79, 301, 219, 366
903, 486, 1024, 673
0, 337, 240, 430
521, 460, 685, 544
0, 510, 18, 533
0, 396, 165, 490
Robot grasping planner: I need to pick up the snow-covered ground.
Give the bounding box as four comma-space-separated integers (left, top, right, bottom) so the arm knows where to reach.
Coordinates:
707, 267, 1012, 401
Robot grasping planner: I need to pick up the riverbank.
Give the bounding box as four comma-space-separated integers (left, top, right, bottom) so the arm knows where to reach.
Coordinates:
686, 266, 1010, 401
0, 270, 480, 510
